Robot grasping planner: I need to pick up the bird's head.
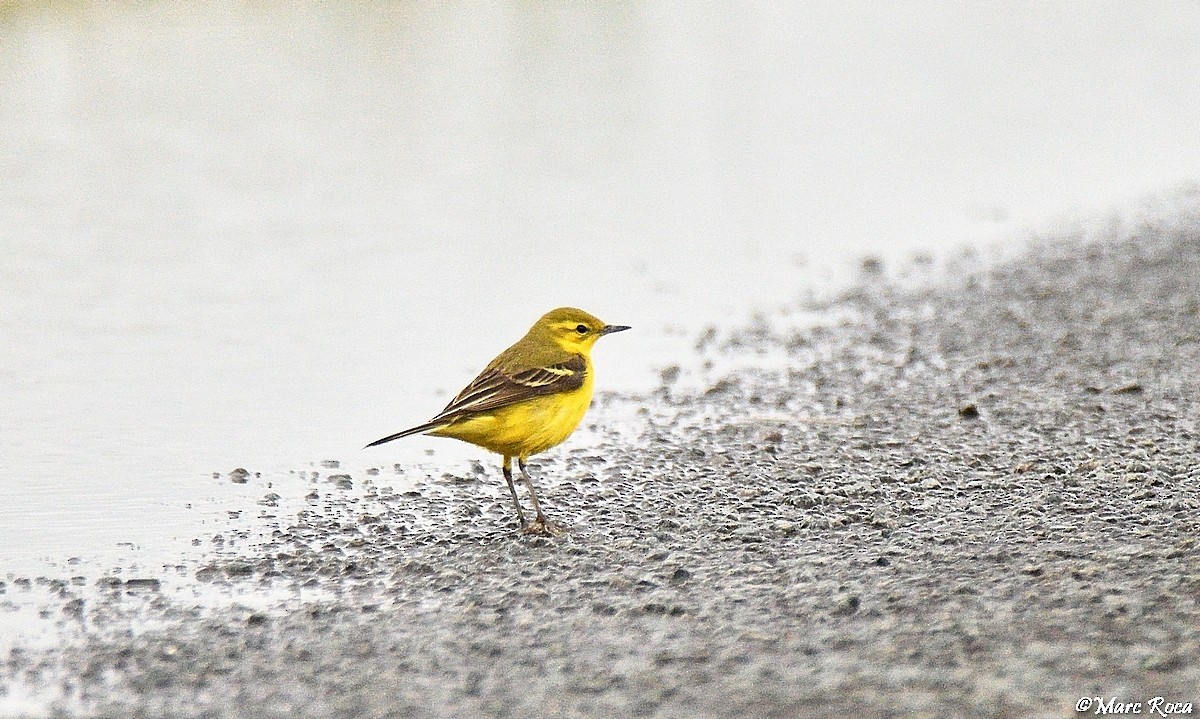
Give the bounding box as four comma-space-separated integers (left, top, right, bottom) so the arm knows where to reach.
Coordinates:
535, 307, 630, 353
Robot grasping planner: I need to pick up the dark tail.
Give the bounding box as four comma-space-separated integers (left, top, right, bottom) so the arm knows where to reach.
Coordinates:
363, 421, 445, 449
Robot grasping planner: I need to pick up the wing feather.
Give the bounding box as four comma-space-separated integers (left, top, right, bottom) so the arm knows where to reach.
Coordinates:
428, 354, 587, 423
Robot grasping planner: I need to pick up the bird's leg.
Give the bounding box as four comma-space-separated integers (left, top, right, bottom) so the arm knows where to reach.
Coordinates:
501, 456, 527, 528
518, 458, 565, 536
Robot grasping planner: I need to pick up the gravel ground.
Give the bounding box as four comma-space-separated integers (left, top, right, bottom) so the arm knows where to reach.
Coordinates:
4, 209, 1200, 718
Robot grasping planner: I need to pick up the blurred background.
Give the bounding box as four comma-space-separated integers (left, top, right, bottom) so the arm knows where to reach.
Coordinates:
2, 1, 1199, 568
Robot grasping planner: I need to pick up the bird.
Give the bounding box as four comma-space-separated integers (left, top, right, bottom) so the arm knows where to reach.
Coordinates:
365, 307, 630, 536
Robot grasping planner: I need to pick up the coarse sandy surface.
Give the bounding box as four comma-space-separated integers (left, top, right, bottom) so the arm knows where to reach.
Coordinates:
4, 209, 1200, 718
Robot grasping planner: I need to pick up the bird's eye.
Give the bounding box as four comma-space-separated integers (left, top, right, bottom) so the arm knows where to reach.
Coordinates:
575, 324, 589, 334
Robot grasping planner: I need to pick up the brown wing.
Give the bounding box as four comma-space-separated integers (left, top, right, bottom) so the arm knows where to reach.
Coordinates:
428, 354, 587, 424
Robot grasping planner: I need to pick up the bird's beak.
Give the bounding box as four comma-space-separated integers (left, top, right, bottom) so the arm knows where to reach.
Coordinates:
599, 324, 631, 336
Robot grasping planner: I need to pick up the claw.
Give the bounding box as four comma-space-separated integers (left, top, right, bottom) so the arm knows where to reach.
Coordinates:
522, 518, 567, 537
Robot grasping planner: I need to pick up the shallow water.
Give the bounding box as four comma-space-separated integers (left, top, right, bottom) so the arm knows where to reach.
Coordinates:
2, 1, 1199, 573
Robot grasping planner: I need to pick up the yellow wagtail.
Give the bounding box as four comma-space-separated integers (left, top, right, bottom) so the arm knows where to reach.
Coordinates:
366, 307, 629, 535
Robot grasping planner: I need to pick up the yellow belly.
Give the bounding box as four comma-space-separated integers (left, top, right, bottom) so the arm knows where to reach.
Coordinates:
430, 382, 594, 458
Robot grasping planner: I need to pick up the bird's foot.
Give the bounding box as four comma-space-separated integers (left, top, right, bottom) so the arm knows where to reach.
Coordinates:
521, 518, 567, 537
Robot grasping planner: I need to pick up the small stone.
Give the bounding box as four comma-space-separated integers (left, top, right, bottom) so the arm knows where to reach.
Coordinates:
669, 567, 692, 584
958, 403, 980, 419
832, 594, 861, 616
660, 365, 681, 385
860, 255, 884, 274
124, 578, 161, 591
229, 468, 251, 484
195, 566, 220, 582
224, 562, 254, 577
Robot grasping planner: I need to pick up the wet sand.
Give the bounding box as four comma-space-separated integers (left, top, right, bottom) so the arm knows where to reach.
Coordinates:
4, 212, 1200, 718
